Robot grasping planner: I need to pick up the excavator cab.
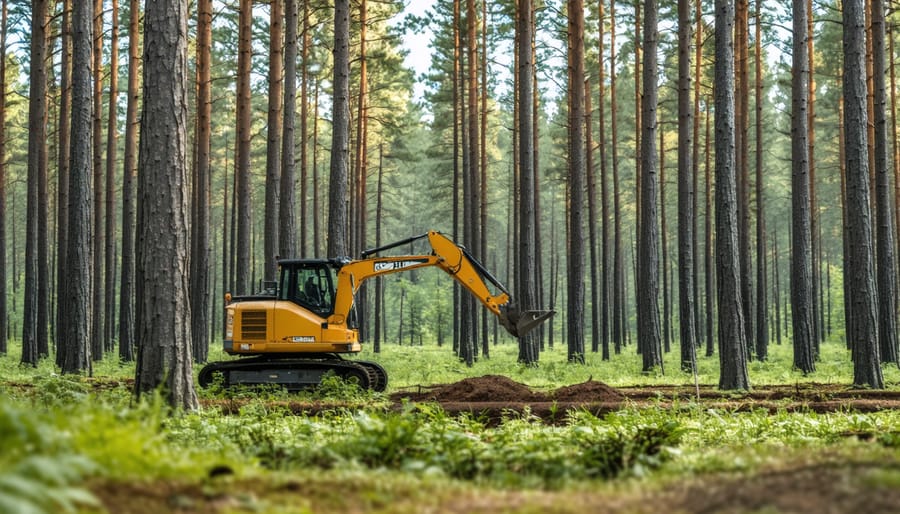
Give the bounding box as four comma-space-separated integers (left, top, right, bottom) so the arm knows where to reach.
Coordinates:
278, 260, 340, 318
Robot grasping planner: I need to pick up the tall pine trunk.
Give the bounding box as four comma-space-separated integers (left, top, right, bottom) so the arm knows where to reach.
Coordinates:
281, 0, 297, 259
715, 0, 750, 389
62, 0, 94, 374
791, 0, 816, 374
104, 0, 119, 355
843, 0, 883, 388
677, 0, 697, 372
264, 0, 284, 281
118, 0, 140, 362
23, 0, 49, 366
191, 0, 212, 364
871, 0, 898, 363
235, 0, 253, 292
638, 0, 663, 372
567, 0, 586, 364
0, 0, 7, 354
328, 1, 351, 258
134, 0, 198, 410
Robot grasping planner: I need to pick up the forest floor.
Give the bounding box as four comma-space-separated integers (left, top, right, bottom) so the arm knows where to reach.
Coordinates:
90, 375, 897, 514
198, 374, 900, 423
12, 374, 899, 513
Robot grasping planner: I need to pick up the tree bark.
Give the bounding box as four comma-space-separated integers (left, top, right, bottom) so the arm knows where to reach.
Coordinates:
0, 0, 7, 355
598, 0, 610, 361
843, 0, 883, 388
871, 0, 898, 364
704, 98, 715, 357
516, 0, 539, 365
791, 0, 816, 374
119, 0, 140, 363
736, 0, 753, 357
134, 0, 199, 410
62, 0, 94, 374
754, 0, 768, 361
328, 0, 351, 258
23, 0, 49, 366
610, 0, 624, 355
567, 0, 586, 364
678, 0, 697, 372
191, 0, 212, 364
281, 0, 298, 259
715, 0, 750, 390
587, 78, 600, 355
235, 0, 252, 292
638, 0, 663, 373
91, 0, 103, 360
54, 0, 72, 364
104, 0, 119, 356
264, 0, 284, 281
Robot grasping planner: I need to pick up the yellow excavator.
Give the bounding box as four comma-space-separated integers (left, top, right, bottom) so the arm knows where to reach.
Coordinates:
198, 230, 553, 391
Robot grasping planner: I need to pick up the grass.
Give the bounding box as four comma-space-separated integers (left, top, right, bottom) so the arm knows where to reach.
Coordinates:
1, 337, 900, 513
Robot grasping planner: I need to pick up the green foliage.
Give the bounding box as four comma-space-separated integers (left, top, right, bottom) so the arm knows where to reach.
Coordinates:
0, 400, 98, 514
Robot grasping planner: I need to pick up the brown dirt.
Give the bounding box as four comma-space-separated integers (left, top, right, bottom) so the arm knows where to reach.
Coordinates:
91, 459, 900, 514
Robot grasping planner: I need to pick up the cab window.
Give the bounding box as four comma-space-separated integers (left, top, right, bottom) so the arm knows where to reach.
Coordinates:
280, 264, 337, 317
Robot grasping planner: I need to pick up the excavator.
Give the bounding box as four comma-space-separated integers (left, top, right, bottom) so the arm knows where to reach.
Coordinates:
198, 230, 553, 392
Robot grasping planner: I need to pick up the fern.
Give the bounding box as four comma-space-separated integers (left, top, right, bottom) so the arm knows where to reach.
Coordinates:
0, 455, 99, 514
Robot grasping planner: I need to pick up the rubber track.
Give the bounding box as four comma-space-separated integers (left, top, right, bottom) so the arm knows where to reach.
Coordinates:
198, 356, 377, 391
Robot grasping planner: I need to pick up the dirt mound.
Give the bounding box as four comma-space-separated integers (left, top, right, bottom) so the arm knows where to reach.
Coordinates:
394, 375, 548, 403
551, 380, 625, 402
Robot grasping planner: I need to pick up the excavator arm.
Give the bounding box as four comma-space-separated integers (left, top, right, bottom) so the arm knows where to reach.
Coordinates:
330, 231, 553, 338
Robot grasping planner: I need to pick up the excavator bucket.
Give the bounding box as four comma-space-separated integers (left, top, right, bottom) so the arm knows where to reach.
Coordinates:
499, 306, 555, 338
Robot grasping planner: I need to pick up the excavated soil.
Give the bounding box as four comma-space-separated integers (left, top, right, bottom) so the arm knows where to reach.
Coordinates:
384, 376, 900, 423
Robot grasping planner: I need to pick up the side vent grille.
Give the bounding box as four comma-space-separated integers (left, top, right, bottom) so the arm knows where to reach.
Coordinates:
241, 310, 267, 340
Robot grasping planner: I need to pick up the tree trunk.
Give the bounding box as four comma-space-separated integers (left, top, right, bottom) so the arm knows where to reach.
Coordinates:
264, 0, 284, 281
791, 0, 816, 374
353, 0, 369, 340
23, 0, 49, 366
871, 0, 898, 364
281, 0, 298, 259
566, 0, 586, 364
328, 0, 351, 258
715, 0, 750, 390
516, 0, 539, 365
754, 0, 768, 361
54, 0, 72, 364
677, 0, 697, 372
374, 144, 384, 353
61, 0, 94, 374
587, 78, 600, 355
736, 0, 753, 357
598, 0, 610, 361
235, 0, 252, 292
692, 0, 703, 350
191, 0, 212, 364
807, 0, 820, 352
118, 0, 140, 363
91, 0, 103, 361
704, 100, 715, 357
638, 0, 663, 373
104, 0, 119, 355
297, 0, 308, 257
134, 0, 199, 410
610, 0, 624, 355
0, 0, 7, 355
843, 0, 884, 388
452, 0, 461, 356
660, 131, 670, 354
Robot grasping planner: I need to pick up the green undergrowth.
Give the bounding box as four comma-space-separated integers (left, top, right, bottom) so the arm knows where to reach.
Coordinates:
2, 339, 900, 512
